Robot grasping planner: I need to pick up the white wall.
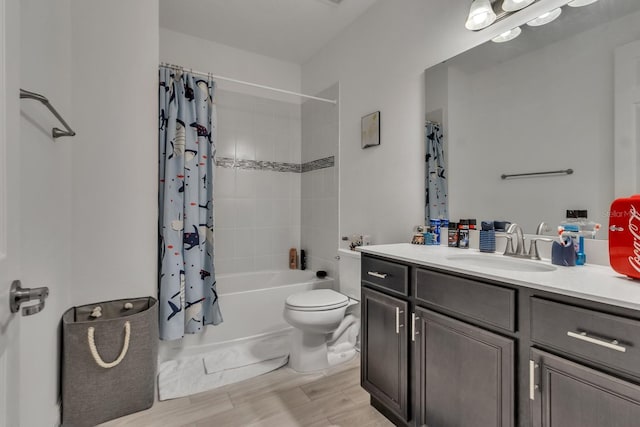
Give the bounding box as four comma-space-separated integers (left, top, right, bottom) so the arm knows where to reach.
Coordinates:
442, 9, 640, 233
19, 0, 72, 424
70, 0, 159, 304
302, 0, 570, 245
160, 28, 302, 103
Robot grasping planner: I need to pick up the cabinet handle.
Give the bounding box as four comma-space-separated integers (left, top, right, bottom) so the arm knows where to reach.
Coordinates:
368, 271, 388, 279
411, 312, 420, 342
395, 307, 404, 334
567, 331, 627, 353
529, 360, 539, 400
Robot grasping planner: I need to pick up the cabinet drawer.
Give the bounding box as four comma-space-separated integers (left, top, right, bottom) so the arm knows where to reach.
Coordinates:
361, 256, 409, 296
531, 297, 640, 378
415, 268, 516, 332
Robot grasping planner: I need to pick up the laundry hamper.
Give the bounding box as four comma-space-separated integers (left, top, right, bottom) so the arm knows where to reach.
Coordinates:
61, 297, 158, 427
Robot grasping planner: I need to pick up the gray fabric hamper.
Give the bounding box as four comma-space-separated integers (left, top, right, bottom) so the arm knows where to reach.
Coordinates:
62, 297, 158, 427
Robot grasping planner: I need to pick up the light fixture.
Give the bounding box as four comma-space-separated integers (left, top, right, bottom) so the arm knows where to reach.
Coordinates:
491, 27, 522, 43
465, 0, 497, 31
526, 7, 562, 26
502, 0, 535, 12
567, 0, 598, 7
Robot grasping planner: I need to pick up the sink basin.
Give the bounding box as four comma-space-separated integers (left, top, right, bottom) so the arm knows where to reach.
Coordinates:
445, 254, 557, 272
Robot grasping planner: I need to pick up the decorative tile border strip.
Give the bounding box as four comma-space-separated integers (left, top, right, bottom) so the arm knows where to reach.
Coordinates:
302, 156, 335, 172
216, 157, 301, 172
216, 156, 334, 173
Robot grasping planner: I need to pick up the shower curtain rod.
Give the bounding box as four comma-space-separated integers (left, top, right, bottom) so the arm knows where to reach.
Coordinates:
160, 63, 337, 105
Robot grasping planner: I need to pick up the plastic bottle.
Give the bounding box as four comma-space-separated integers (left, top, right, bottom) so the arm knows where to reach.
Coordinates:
458, 220, 470, 249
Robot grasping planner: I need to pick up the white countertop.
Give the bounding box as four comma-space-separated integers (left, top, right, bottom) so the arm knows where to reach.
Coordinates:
358, 243, 640, 312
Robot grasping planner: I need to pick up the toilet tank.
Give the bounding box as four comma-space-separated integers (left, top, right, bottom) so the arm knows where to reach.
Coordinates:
338, 248, 361, 301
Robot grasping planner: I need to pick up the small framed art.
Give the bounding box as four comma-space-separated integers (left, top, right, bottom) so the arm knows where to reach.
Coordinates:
361, 111, 380, 149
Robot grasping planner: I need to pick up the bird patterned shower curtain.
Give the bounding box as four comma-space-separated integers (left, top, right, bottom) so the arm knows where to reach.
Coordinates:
159, 66, 223, 340
425, 121, 448, 222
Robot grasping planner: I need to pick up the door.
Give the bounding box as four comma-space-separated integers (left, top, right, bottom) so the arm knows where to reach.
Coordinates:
530, 348, 640, 427
416, 307, 514, 427
614, 39, 640, 197
361, 286, 409, 420
0, 0, 22, 425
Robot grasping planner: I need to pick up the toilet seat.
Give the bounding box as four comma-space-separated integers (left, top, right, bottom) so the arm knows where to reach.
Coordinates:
285, 289, 349, 312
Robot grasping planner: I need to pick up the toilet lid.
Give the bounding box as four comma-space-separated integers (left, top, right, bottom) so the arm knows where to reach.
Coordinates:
285, 289, 349, 311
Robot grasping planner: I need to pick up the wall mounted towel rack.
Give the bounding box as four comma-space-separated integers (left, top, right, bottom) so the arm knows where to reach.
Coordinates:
20, 89, 76, 139
501, 168, 573, 180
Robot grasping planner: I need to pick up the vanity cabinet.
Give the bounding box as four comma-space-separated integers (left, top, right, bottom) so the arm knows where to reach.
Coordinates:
416, 307, 514, 427
530, 349, 640, 427
360, 252, 640, 427
529, 298, 640, 427
361, 286, 410, 421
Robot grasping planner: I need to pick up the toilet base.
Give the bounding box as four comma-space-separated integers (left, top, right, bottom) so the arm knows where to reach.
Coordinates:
288, 329, 329, 372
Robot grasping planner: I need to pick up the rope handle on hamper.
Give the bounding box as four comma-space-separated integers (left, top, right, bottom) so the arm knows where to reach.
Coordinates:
87, 321, 131, 369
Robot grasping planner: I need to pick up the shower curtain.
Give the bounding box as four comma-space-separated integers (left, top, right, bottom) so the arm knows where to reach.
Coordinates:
159, 66, 222, 340
425, 121, 448, 221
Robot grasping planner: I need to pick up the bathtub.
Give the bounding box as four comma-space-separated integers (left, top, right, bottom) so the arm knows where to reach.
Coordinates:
159, 270, 334, 362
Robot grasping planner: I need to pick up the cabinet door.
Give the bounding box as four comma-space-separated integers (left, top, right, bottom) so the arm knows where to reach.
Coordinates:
531, 348, 640, 427
416, 307, 514, 427
361, 286, 409, 420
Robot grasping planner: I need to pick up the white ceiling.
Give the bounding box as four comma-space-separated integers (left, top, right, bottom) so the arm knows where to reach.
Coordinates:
159, 0, 380, 64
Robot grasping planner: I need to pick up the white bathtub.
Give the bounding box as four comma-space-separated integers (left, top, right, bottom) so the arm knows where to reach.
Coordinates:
159, 270, 334, 362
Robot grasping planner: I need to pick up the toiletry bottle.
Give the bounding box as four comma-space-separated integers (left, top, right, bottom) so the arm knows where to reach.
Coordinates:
300, 250, 307, 270
441, 219, 449, 246
289, 248, 298, 269
576, 236, 586, 265
448, 222, 458, 247
430, 219, 441, 244
458, 220, 470, 249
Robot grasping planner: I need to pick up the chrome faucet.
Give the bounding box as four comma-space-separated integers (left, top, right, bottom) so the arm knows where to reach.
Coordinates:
503, 222, 554, 260
506, 223, 527, 257
536, 221, 550, 235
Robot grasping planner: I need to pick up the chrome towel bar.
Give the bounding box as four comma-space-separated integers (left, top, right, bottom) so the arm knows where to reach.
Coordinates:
20, 88, 76, 139
501, 168, 573, 180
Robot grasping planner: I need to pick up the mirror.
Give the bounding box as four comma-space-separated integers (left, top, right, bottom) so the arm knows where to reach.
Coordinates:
425, 0, 640, 238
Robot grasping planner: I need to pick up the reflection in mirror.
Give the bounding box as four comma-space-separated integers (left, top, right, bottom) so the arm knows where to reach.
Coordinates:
425, 0, 640, 239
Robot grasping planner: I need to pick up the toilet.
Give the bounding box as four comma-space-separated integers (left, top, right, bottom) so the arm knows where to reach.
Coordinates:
283, 249, 361, 372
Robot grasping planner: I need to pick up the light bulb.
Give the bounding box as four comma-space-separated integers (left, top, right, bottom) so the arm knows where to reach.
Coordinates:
568, 0, 598, 7
465, 0, 497, 31
492, 27, 522, 43
527, 7, 562, 27
502, 0, 535, 12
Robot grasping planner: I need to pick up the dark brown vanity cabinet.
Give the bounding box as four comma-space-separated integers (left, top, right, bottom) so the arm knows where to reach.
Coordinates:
361, 255, 515, 426
361, 253, 640, 427
416, 308, 514, 427
529, 298, 640, 427
530, 349, 640, 427
361, 286, 410, 421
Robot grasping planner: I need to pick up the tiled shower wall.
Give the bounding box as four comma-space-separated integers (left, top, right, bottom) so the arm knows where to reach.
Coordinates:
301, 84, 340, 278
214, 90, 302, 274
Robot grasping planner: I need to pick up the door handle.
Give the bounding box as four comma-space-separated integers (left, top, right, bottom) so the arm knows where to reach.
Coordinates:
9, 280, 50, 316
411, 312, 420, 342
529, 360, 539, 400
367, 271, 388, 279
395, 307, 404, 334
567, 331, 627, 353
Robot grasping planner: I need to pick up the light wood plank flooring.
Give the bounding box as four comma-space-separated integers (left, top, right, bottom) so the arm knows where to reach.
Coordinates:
100, 357, 392, 427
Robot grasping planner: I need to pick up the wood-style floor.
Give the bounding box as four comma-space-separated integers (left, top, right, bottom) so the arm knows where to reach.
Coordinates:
100, 357, 393, 427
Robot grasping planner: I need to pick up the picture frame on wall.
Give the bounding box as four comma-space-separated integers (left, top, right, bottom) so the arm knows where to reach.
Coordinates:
361, 111, 380, 149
